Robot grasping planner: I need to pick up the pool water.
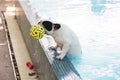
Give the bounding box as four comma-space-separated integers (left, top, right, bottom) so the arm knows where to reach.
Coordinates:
28, 0, 120, 80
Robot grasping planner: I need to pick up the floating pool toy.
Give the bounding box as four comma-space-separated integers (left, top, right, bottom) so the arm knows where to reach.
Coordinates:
30, 24, 45, 40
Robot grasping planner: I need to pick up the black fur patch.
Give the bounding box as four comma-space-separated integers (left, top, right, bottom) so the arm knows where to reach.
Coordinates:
54, 24, 61, 30
42, 21, 53, 31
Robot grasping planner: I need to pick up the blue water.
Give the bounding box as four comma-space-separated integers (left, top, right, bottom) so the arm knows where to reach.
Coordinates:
28, 0, 120, 80
91, 0, 106, 15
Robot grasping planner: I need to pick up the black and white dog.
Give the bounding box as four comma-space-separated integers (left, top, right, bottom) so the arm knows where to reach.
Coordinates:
38, 20, 82, 60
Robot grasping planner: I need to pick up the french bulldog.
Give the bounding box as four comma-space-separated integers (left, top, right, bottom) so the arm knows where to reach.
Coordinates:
38, 20, 82, 60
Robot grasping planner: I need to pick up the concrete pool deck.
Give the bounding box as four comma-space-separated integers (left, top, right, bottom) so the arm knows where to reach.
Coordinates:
0, 11, 15, 80
4, 12, 38, 80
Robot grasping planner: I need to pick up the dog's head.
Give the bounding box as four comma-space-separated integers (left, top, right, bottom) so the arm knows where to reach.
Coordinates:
38, 21, 61, 35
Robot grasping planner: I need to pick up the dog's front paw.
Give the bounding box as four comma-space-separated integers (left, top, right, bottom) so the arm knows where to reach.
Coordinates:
56, 54, 64, 60
56, 56, 62, 60
56, 47, 62, 54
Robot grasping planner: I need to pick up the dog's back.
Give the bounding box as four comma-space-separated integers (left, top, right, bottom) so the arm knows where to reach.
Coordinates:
53, 23, 82, 56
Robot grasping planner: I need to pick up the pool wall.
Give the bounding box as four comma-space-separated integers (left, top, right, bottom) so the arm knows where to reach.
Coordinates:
15, 1, 57, 80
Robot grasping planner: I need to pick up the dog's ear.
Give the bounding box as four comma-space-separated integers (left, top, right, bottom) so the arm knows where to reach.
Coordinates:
54, 24, 61, 31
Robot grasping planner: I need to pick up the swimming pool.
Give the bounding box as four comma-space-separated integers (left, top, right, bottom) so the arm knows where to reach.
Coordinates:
28, 0, 120, 80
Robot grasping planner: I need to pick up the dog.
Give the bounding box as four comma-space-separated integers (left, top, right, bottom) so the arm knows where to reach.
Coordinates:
38, 20, 82, 60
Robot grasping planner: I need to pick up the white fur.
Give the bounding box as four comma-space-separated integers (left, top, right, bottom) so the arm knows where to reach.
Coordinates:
49, 23, 82, 60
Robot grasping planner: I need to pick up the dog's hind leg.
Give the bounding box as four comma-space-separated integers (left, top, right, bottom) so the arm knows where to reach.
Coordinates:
56, 43, 70, 60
